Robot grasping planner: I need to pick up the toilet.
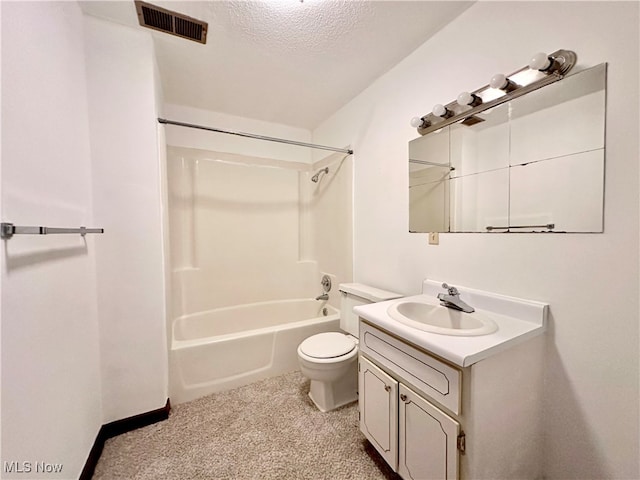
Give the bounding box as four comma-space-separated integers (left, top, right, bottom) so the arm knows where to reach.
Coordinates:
297, 283, 402, 412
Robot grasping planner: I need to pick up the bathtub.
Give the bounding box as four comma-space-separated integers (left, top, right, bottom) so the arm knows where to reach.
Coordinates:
169, 298, 340, 404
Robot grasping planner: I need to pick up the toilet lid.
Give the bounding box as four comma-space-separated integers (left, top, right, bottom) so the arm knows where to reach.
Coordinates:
299, 332, 356, 359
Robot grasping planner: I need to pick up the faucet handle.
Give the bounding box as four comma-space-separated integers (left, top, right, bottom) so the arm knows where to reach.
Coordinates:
321, 275, 332, 293
441, 283, 459, 295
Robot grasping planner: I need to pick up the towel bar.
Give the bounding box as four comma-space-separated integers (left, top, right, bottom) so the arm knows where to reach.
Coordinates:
1, 222, 104, 240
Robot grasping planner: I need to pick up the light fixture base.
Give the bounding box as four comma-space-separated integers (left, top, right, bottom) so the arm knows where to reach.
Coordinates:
552, 49, 578, 76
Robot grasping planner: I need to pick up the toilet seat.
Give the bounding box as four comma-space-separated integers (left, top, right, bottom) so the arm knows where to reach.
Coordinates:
299, 332, 356, 359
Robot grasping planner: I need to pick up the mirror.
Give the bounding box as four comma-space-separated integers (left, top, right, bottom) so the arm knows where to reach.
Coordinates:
409, 63, 606, 233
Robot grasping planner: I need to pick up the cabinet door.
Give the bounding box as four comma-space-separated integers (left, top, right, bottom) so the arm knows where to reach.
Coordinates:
359, 355, 398, 471
398, 384, 460, 480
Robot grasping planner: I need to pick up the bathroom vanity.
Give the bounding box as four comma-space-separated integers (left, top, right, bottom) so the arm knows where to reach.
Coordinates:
355, 280, 548, 480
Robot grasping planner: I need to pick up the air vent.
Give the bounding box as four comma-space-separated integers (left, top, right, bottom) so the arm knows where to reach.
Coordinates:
134, 1, 207, 44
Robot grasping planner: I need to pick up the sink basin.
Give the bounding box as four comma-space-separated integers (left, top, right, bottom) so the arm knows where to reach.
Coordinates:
387, 300, 498, 336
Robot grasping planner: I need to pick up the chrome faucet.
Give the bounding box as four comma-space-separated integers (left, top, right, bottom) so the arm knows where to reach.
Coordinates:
437, 283, 475, 313
315, 293, 329, 301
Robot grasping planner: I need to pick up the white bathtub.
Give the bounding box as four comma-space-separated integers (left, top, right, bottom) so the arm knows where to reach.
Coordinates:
169, 298, 340, 404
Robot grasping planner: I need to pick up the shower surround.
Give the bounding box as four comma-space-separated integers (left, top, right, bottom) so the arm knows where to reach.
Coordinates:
166, 146, 352, 403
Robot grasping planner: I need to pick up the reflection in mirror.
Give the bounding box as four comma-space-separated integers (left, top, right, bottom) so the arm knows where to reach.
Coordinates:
450, 102, 510, 178
451, 169, 509, 232
408, 63, 606, 233
409, 129, 450, 232
510, 149, 604, 232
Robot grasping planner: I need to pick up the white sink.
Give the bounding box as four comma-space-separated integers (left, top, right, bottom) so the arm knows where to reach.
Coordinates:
387, 298, 498, 336
354, 280, 548, 366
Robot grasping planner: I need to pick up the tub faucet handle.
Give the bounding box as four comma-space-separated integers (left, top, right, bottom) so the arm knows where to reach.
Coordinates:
321, 275, 332, 293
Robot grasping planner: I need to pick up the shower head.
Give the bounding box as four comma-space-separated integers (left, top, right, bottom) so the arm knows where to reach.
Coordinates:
311, 167, 329, 183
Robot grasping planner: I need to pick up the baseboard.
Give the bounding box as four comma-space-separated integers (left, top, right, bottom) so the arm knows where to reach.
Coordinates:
79, 399, 171, 480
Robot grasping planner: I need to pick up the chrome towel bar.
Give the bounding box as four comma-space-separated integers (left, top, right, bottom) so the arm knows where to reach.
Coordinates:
1, 222, 104, 240
486, 224, 555, 231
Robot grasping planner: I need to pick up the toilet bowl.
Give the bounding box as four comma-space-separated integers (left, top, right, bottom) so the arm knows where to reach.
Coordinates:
297, 332, 358, 412
297, 283, 402, 412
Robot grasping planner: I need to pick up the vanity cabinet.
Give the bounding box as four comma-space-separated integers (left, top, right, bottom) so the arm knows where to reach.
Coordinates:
358, 356, 398, 468
358, 319, 544, 480
398, 383, 460, 480
359, 356, 460, 480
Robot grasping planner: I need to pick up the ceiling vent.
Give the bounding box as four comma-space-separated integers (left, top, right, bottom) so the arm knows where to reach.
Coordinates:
134, 1, 207, 44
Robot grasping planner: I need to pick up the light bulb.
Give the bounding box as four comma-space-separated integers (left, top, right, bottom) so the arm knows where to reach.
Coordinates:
489, 73, 517, 92
457, 92, 473, 106
489, 73, 508, 90
529, 52, 552, 71
432, 104, 447, 117
410, 116, 430, 129
456, 91, 482, 107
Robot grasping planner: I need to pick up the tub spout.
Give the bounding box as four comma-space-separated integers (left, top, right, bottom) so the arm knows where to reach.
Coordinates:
315, 293, 329, 301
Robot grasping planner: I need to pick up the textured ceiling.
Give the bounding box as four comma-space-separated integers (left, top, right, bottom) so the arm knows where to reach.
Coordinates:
80, 1, 474, 129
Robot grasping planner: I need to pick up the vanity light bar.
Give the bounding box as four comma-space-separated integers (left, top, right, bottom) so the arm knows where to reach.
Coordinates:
412, 49, 577, 136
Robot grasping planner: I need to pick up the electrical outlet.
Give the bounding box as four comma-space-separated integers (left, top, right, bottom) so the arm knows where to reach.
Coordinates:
428, 232, 439, 245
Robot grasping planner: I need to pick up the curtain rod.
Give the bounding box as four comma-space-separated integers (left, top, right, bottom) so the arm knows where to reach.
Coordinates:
158, 118, 353, 155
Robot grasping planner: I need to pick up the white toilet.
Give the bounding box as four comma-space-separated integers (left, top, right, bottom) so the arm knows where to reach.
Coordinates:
297, 283, 402, 412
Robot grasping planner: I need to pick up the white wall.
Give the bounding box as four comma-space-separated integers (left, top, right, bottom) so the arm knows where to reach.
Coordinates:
1, 2, 102, 477
166, 145, 354, 316
313, 2, 639, 478
167, 146, 317, 316
84, 16, 168, 423
305, 152, 354, 301
163, 105, 355, 317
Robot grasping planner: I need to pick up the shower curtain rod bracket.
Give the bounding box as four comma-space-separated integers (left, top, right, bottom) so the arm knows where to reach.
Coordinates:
158, 118, 353, 155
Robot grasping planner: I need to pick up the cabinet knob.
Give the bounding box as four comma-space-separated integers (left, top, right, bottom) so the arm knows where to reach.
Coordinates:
400, 393, 408, 402
385, 385, 391, 392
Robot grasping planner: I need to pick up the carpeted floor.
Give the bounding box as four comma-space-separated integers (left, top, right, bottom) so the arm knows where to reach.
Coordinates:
93, 371, 401, 480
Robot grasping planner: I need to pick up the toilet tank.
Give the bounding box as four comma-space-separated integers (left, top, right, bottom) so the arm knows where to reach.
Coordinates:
339, 283, 403, 336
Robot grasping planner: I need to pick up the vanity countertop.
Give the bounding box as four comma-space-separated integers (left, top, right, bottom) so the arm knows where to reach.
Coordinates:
354, 280, 548, 368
